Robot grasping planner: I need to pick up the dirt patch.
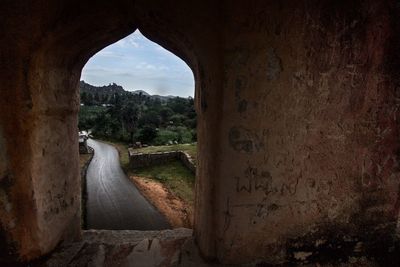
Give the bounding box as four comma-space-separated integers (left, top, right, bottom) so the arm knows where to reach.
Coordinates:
79, 153, 92, 170
130, 176, 193, 228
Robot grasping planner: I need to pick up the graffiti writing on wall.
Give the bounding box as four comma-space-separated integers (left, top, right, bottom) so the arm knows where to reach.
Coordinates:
229, 126, 267, 154
234, 164, 299, 196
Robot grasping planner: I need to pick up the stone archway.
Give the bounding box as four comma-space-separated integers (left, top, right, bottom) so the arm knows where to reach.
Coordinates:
0, 0, 222, 263
2, 0, 400, 266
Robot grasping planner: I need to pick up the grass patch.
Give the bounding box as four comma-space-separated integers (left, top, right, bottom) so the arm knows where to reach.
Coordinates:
133, 143, 197, 162
134, 160, 195, 205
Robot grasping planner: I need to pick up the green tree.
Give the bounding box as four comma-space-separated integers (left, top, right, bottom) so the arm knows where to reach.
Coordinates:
121, 103, 140, 143
80, 92, 88, 105
94, 92, 100, 103
138, 125, 157, 144
159, 107, 173, 124
138, 110, 161, 128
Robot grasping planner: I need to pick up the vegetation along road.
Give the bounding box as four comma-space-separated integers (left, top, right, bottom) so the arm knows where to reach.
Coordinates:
86, 139, 170, 230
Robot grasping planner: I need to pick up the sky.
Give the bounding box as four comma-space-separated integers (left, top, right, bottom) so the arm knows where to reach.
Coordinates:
80, 30, 194, 97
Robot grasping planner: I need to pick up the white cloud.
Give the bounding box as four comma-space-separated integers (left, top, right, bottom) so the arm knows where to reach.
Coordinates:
117, 39, 139, 48
116, 30, 145, 48
135, 62, 159, 70
126, 38, 140, 48
97, 51, 125, 58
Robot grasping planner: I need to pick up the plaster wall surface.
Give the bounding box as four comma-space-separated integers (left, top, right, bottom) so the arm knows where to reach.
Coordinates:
216, 0, 400, 264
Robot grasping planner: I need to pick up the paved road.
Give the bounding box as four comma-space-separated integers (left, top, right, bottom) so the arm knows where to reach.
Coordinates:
86, 139, 170, 230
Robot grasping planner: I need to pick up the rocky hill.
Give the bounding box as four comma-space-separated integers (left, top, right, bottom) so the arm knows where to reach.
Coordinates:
80, 81, 125, 95
79, 81, 174, 100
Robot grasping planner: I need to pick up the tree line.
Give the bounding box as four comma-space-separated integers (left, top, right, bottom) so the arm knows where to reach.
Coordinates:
79, 90, 196, 145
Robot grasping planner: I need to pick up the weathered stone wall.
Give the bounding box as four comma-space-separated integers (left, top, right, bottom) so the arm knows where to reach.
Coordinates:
179, 152, 196, 174
81, 147, 94, 230
79, 141, 89, 154
215, 0, 400, 264
1, 0, 400, 265
0, 0, 140, 263
0, 0, 220, 263
129, 149, 196, 174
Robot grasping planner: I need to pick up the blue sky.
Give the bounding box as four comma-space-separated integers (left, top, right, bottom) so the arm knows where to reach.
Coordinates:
81, 30, 194, 97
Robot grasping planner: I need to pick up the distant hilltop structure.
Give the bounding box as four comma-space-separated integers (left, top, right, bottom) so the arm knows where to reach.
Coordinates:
80, 81, 125, 95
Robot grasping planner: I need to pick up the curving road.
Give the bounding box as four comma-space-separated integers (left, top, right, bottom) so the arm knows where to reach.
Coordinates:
86, 139, 170, 230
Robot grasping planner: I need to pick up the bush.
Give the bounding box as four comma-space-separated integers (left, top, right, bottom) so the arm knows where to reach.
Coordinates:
153, 129, 179, 145
176, 126, 192, 143
78, 105, 107, 131
137, 125, 157, 144
169, 114, 186, 125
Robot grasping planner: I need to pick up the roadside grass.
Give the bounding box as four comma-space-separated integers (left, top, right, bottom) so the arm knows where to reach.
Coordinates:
133, 143, 197, 162
133, 160, 195, 205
